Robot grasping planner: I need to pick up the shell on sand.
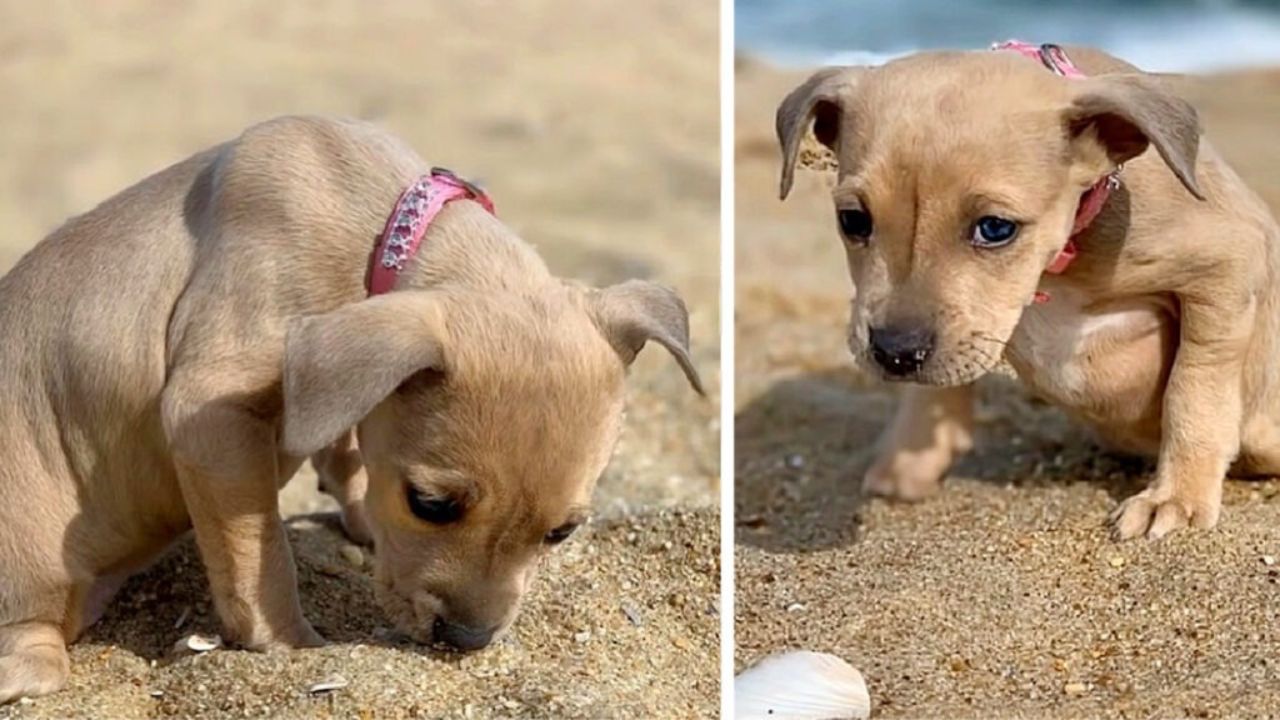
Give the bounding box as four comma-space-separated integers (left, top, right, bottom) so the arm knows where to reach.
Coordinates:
308, 675, 349, 695
735, 651, 871, 720
173, 633, 223, 655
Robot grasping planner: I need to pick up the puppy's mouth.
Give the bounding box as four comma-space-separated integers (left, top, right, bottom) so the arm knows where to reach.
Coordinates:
374, 577, 515, 652
849, 328, 1008, 386
373, 575, 435, 644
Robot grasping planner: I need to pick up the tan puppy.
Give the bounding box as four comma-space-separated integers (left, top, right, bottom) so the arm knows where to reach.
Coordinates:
777, 47, 1280, 540
0, 116, 702, 702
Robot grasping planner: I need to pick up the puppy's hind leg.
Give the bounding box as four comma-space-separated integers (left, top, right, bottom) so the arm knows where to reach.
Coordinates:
864, 384, 975, 501
312, 429, 372, 545
0, 622, 70, 704
1230, 413, 1280, 478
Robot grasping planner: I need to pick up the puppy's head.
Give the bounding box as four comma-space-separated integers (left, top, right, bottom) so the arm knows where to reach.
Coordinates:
777, 50, 1202, 384
281, 282, 700, 650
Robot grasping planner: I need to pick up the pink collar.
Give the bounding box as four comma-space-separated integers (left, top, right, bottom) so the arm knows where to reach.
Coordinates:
368, 167, 495, 296
992, 40, 1122, 303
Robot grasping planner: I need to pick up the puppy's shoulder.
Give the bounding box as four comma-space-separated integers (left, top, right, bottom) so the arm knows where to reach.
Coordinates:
221, 115, 423, 187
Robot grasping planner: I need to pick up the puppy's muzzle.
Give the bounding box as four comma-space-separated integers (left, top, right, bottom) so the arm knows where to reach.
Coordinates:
869, 325, 935, 378
431, 617, 499, 652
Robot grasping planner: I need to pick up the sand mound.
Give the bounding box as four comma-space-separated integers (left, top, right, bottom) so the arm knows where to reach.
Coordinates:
7, 508, 717, 720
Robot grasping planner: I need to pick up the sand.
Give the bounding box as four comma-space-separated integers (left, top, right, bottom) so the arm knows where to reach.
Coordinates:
0, 2, 719, 718
734, 57, 1280, 718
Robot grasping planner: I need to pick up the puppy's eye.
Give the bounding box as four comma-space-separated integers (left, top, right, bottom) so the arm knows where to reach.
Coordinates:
837, 208, 873, 242
544, 523, 579, 546
405, 486, 464, 524
972, 216, 1020, 247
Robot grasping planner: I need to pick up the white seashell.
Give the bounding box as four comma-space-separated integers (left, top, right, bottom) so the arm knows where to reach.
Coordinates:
174, 633, 223, 654
735, 651, 871, 720
308, 675, 349, 695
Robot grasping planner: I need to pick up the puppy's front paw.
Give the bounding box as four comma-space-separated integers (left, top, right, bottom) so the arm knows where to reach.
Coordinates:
1109, 486, 1221, 540
238, 620, 326, 652
0, 648, 69, 704
862, 453, 947, 501
339, 503, 374, 547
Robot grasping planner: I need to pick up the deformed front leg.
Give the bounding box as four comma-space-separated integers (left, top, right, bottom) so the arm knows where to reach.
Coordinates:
863, 384, 975, 501
162, 372, 324, 650
312, 429, 372, 545
1111, 290, 1254, 540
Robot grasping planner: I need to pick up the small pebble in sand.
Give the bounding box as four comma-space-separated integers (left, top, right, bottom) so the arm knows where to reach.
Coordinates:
574, 631, 592, 644
621, 604, 643, 626
786, 603, 806, 613
1063, 682, 1087, 696
308, 675, 349, 695
1109, 556, 1127, 568
1262, 555, 1276, 566
340, 544, 365, 568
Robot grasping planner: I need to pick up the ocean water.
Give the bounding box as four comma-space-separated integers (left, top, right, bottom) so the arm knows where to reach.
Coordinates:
737, 0, 1280, 72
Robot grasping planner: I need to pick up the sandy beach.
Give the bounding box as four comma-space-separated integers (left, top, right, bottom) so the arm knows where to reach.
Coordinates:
734, 56, 1280, 718
0, 1, 719, 717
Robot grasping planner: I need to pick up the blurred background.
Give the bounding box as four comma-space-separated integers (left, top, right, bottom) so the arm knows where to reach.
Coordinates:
0, 2, 719, 717
738, 0, 1280, 71
0, 0, 718, 508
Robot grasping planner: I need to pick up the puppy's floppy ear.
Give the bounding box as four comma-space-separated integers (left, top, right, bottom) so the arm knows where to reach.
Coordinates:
590, 280, 704, 395
282, 292, 448, 457
1066, 73, 1205, 200
776, 66, 861, 200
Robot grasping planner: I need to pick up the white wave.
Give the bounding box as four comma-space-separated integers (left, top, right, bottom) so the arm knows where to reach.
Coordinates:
743, 4, 1280, 73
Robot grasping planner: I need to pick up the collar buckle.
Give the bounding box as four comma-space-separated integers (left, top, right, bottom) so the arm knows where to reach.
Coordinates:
430, 166, 488, 201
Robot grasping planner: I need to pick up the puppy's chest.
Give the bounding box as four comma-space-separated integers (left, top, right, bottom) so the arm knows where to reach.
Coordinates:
1004, 292, 1177, 436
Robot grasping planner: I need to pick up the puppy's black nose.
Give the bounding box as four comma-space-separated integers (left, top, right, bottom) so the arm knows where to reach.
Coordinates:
868, 325, 934, 377
432, 617, 497, 652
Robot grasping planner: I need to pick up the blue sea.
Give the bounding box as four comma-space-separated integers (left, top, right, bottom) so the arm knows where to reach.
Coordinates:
737, 0, 1280, 71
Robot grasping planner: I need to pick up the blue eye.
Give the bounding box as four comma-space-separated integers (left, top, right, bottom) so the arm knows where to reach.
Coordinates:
972, 216, 1019, 247
837, 208, 873, 241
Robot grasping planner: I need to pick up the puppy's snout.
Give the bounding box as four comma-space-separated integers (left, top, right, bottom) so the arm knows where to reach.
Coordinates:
869, 325, 934, 377
431, 616, 498, 652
